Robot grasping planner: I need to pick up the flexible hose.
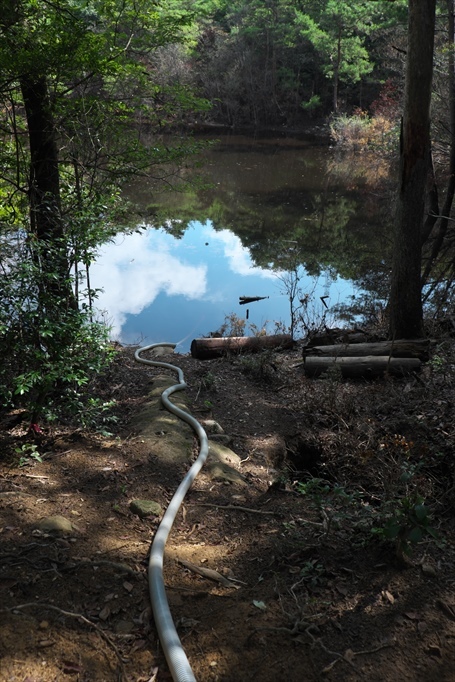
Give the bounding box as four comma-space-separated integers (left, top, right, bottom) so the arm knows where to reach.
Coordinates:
134, 343, 209, 682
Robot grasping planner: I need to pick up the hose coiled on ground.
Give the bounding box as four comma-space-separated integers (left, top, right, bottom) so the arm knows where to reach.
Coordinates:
135, 343, 209, 682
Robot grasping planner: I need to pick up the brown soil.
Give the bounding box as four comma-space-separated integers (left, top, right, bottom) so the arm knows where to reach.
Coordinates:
1, 343, 455, 682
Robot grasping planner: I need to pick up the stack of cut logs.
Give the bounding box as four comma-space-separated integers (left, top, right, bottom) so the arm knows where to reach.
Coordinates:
190, 330, 430, 380
302, 330, 430, 379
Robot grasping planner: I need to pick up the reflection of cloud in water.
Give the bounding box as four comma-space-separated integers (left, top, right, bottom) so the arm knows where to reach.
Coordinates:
201, 225, 278, 280
90, 231, 207, 338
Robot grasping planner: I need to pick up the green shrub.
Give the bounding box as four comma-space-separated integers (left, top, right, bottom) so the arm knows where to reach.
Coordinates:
0, 233, 116, 425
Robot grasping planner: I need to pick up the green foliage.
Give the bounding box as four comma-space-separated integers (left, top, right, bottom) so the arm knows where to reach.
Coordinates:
190, 0, 327, 124
299, 559, 326, 587
296, 2, 375, 87
0, 306, 116, 424
294, 477, 367, 540
297, 477, 362, 511
0, 231, 117, 422
301, 94, 321, 112
372, 462, 439, 558
50, 395, 119, 434
373, 494, 438, 559
296, 477, 333, 506
15, 443, 43, 468
199, 371, 218, 391
293, 466, 440, 560
428, 353, 445, 373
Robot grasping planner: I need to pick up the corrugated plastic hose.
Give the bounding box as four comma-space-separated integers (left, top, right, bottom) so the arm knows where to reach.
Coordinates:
134, 343, 209, 682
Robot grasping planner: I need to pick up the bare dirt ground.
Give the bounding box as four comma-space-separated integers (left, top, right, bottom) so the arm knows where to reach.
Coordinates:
1, 341, 455, 682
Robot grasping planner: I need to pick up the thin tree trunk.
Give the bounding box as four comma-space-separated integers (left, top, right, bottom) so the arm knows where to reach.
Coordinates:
389, 0, 436, 339
422, 0, 455, 284
421, 152, 439, 245
333, 26, 341, 113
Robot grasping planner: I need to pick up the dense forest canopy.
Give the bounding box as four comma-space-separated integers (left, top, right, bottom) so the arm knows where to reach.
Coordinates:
186, 0, 408, 126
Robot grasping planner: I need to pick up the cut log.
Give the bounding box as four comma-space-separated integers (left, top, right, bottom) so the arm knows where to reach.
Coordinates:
303, 355, 421, 379
303, 339, 430, 361
306, 329, 373, 346
191, 334, 294, 360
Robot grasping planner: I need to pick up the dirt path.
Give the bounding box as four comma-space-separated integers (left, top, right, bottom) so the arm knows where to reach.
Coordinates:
1, 345, 455, 681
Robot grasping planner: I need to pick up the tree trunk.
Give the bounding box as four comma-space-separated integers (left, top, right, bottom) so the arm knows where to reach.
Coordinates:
389, 0, 436, 339
20, 74, 75, 309
191, 334, 294, 360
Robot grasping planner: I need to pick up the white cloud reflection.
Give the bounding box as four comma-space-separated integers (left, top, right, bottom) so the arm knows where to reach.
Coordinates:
88, 222, 280, 340
201, 225, 278, 280
89, 230, 207, 338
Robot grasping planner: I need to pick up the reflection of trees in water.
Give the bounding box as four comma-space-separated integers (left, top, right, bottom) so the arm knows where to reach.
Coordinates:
235, 190, 391, 291
332, 268, 391, 329
140, 141, 393, 297
327, 151, 394, 188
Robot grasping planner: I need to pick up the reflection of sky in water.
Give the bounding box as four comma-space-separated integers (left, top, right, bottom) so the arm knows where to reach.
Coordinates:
90, 220, 355, 353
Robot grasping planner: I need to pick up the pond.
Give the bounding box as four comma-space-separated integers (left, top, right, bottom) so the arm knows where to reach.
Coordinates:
90, 134, 392, 353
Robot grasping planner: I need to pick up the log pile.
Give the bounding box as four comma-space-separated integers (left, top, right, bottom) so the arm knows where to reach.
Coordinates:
302, 337, 430, 379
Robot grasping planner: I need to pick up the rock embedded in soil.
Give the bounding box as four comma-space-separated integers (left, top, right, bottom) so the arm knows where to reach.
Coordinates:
130, 375, 193, 465
207, 440, 248, 486
36, 515, 74, 534
129, 499, 163, 519
201, 419, 225, 434
208, 433, 233, 445
207, 440, 242, 467
114, 619, 136, 634
207, 460, 248, 485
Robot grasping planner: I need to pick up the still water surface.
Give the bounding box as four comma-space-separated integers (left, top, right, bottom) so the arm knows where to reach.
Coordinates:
90, 135, 389, 352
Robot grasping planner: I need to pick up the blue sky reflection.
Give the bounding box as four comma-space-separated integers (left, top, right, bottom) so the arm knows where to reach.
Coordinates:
90, 220, 354, 353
